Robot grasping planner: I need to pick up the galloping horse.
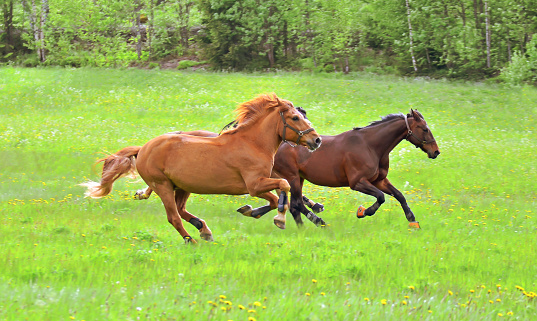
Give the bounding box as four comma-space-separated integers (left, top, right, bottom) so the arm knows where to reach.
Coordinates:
268, 109, 440, 228
82, 94, 321, 243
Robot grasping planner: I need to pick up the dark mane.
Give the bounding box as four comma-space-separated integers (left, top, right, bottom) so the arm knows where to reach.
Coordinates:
353, 111, 425, 130
353, 113, 405, 130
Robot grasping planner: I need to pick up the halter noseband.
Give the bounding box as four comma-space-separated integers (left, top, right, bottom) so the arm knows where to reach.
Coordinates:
280, 111, 315, 147
403, 114, 435, 147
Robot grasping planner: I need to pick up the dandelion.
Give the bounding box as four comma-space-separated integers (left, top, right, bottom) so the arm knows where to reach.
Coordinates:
248, 317, 256, 321
401, 300, 407, 305
489, 300, 494, 304
498, 313, 504, 317
470, 289, 475, 293
221, 307, 227, 312
248, 309, 256, 313
238, 304, 245, 310
404, 295, 409, 299
507, 312, 513, 316
253, 301, 261, 307
312, 279, 317, 284
381, 299, 387, 305
305, 293, 311, 296
320, 292, 326, 296
364, 298, 369, 302
448, 290, 453, 296
220, 295, 227, 299
408, 286, 415, 290
496, 298, 501, 302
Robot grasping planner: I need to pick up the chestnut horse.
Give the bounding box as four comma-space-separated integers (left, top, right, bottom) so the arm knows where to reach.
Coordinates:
269, 109, 440, 228
133, 107, 326, 224
81, 94, 321, 243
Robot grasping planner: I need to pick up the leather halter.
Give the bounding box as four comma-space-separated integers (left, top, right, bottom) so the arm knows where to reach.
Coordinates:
280, 111, 315, 147
403, 114, 435, 147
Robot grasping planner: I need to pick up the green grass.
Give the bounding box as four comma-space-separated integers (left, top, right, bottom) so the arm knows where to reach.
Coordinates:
1, 67, 536, 320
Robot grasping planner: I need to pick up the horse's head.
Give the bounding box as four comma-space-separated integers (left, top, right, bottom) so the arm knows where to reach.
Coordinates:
405, 109, 440, 159
277, 99, 321, 151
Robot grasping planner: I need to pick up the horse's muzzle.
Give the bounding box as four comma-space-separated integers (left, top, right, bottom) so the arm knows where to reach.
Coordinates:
307, 137, 322, 151
429, 150, 440, 159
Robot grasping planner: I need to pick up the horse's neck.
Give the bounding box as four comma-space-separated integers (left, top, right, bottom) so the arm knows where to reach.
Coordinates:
238, 111, 282, 155
361, 118, 408, 157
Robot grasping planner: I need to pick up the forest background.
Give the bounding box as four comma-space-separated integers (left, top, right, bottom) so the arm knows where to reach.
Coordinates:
0, 0, 536, 84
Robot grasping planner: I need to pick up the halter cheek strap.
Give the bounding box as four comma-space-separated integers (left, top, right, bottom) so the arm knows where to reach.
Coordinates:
403, 114, 435, 147
280, 111, 315, 147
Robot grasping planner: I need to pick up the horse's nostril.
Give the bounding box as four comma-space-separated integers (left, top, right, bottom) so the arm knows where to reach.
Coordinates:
435, 150, 440, 156
315, 137, 322, 145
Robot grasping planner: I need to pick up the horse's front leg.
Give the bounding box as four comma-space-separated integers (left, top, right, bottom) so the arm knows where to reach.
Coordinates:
245, 177, 290, 229
375, 178, 420, 228
289, 178, 326, 227
237, 192, 278, 219
351, 178, 385, 218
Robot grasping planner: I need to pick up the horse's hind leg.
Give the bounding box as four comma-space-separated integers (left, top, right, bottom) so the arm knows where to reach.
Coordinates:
352, 178, 385, 218
375, 178, 419, 227
134, 186, 153, 200
175, 189, 214, 242
151, 181, 196, 244
237, 192, 277, 219
302, 195, 325, 213
290, 178, 326, 227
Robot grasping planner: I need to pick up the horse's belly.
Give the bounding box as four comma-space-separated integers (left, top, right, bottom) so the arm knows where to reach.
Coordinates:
167, 165, 248, 195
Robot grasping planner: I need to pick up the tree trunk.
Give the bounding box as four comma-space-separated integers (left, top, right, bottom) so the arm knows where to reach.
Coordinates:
458, 0, 466, 26
344, 55, 349, 74
148, 0, 154, 55
484, 0, 491, 68
2, 0, 14, 49
507, 29, 511, 62
135, 0, 142, 60
39, 0, 48, 62
22, 0, 47, 62
405, 0, 418, 72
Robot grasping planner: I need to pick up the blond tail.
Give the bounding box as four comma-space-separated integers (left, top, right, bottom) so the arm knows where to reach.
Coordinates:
81, 146, 142, 198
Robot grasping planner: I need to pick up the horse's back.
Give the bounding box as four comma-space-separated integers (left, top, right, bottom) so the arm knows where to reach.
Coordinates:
136, 134, 248, 194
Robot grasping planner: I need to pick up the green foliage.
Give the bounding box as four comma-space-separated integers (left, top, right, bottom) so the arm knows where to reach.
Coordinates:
176, 59, 204, 69
2, 0, 537, 79
501, 38, 537, 85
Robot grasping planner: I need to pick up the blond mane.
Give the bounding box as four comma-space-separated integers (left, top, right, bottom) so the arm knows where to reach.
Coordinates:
222, 93, 292, 134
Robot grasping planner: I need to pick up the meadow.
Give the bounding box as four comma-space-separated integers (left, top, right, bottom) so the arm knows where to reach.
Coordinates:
0, 68, 536, 320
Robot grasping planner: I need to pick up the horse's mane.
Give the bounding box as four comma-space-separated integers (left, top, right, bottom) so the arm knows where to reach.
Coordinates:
221, 93, 290, 134
353, 111, 425, 130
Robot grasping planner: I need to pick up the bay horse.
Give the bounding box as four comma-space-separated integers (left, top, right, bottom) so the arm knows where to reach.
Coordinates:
81, 94, 322, 243
267, 109, 440, 228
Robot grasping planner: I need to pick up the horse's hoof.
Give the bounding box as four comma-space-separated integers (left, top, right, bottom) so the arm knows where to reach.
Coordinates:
134, 190, 146, 200
274, 220, 286, 230
408, 221, 421, 229
183, 236, 197, 244
356, 205, 366, 218
200, 233, 214, 242
237, 205, 253, 217
312, 203, 325, 213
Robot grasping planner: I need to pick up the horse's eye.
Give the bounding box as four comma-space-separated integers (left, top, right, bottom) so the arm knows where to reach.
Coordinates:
292, 116, 299, 121
423, 128, 429, 133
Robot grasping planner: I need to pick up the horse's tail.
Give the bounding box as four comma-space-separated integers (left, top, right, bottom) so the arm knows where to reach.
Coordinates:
81, 146, 142, 198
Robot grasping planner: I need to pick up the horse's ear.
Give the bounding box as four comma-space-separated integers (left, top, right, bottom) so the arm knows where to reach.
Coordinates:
411, 109, 423, 121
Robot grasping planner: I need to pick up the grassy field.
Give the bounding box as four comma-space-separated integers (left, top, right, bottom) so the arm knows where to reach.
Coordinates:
1, 67, 536, 320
